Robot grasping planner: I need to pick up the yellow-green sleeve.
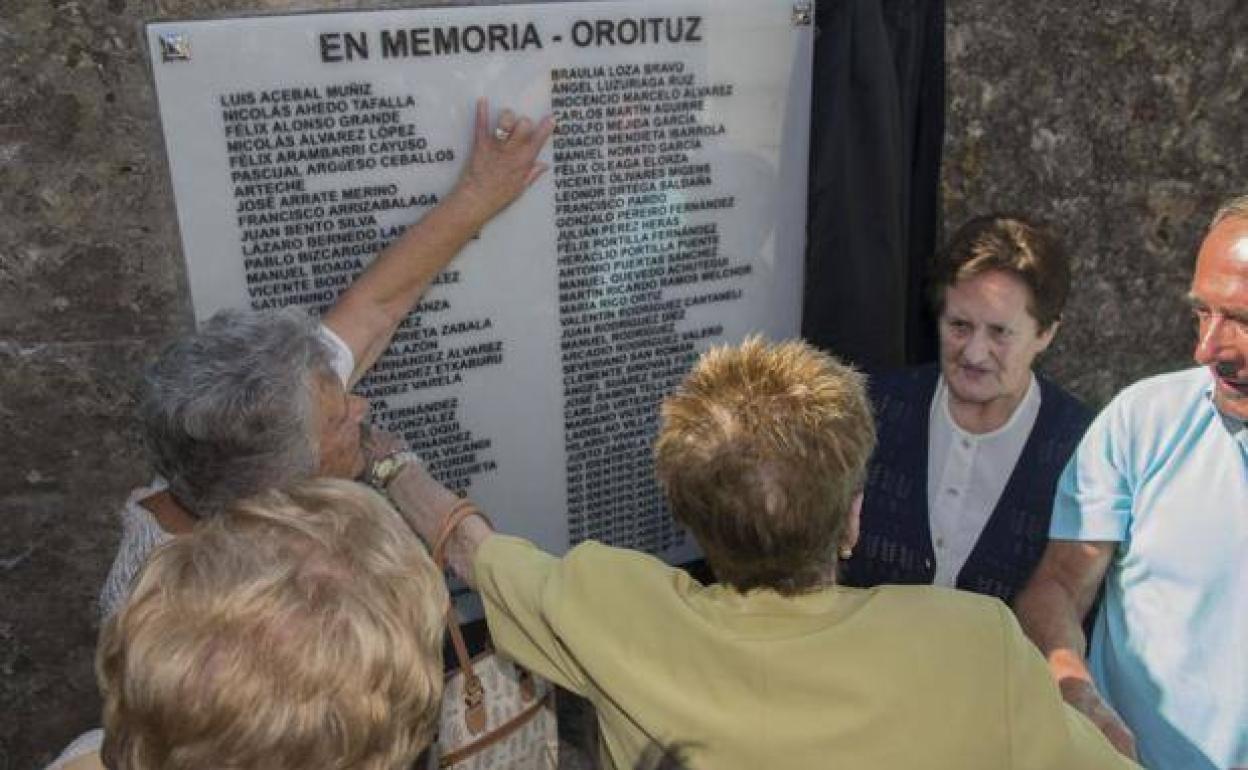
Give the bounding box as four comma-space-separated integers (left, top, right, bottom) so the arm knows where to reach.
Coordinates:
472, 534, 591, 694
1000, 603, 1140, 770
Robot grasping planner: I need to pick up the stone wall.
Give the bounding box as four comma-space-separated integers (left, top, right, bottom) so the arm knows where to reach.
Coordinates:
2, 1, 1244, 767
3, 2, 178, 767
944, 1, 1247, 402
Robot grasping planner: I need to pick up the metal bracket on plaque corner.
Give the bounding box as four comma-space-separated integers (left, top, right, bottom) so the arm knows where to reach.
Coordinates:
159, 33, 191, 62
792, 2, 813, 26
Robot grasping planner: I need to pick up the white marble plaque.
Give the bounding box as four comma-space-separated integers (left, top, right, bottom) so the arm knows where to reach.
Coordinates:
146, 0, 813, 575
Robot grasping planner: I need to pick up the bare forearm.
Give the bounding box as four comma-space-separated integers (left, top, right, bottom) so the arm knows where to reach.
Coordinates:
322, 99, 553, 385
1015, 541, 1112, 685
1015, 579, 1093, 685
1016, 541, 1136, 758
440, 514, 491, 589
1018, 578, 1138, 759
385, 460, 491, 587
324, 188, 489, 380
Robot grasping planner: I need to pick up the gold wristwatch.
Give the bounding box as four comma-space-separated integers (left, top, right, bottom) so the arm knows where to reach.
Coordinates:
366, 450, 419, 490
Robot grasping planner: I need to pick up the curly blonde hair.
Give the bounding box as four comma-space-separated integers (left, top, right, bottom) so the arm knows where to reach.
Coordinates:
98, 479, 447, 770
655, 336, 876, 594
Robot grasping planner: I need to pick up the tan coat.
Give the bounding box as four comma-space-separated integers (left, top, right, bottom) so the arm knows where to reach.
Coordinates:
476, 535, 1139, 770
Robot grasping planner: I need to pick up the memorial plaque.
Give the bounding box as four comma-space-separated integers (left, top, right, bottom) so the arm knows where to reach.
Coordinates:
146, 0, 813, 582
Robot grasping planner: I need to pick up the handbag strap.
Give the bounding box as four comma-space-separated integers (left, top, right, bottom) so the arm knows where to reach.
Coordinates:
432, 499, 495, 735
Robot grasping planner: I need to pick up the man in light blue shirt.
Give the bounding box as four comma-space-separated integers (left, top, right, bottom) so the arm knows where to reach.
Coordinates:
1016, 194, 1248, 770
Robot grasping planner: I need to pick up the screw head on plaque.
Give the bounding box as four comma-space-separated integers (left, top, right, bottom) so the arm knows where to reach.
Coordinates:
159, 33, 191, 62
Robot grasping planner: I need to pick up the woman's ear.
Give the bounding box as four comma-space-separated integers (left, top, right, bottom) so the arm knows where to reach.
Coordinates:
845, 493, 862, 550
1036, 317, 1061, 354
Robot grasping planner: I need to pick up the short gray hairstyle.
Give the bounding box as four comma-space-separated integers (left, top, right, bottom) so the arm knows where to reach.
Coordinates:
139, 308, 337, 516
1210, 194, 1248, 230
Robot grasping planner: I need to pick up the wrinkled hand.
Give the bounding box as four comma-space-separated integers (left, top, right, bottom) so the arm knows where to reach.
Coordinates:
451, 97, 555, 222
1060, 678, 1138, 760
360, 424, 407, 468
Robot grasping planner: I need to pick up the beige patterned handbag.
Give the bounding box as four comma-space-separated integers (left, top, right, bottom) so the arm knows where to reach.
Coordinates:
427, 502, 558, 770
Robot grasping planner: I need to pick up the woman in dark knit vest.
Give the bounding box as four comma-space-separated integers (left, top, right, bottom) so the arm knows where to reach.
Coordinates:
843, 214, 1092, 603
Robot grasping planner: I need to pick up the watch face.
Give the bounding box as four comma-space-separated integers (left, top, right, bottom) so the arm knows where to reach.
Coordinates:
368, 458, 391, 488
371, 453, 409, 488
378, 457, 400, 484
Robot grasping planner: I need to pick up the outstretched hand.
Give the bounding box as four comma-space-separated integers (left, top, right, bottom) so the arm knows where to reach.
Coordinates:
321, 101, 553, 387
451, 97, 555, 222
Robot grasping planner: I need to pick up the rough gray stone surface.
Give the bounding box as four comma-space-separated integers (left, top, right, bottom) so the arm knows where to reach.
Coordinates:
944, 1, 1247, 404
1, 0, 181, 765
2, 1, 1245, 768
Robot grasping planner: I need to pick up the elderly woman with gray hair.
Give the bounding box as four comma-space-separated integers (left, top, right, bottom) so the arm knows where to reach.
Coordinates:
98, 99, 553, 616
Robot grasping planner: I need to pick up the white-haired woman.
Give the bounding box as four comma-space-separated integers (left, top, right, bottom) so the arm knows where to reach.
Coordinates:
98, 99, 552, 616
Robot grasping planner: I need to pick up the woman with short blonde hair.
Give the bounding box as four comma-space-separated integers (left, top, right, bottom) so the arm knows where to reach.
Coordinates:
654, 337, 875, 592
51, 479, 446, 770
392, 337, 1137, 770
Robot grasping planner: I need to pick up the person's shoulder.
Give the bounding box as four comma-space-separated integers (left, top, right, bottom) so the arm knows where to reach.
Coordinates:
552, 542, 698, 624
1065, 367, 1214, 472
44, 729, 104, 770
1101, 366, 1210, 425
854, 585, 1019, 663
562, 540, 676, 579
1117, 365, 1207, 399
58, 752, 105, 770
869, 582, 999, 610
863, 584, 1006, 628
117, 482, 172, 545
1035, 373, 1092, 419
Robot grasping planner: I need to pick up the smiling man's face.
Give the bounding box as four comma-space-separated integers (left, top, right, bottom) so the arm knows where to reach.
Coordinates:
1190, 215, 1248, 421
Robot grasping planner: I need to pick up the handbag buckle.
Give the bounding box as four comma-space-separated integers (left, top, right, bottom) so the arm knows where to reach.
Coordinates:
463, 674, 487, 734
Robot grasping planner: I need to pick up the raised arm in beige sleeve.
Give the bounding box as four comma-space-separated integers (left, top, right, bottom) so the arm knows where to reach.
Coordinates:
473, 534, 591, 695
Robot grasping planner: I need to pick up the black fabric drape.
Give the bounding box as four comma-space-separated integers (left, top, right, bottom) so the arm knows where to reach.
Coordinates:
803, 0, 945, 368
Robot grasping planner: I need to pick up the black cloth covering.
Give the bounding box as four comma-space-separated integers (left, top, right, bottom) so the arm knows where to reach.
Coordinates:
803, 0, 945, 368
